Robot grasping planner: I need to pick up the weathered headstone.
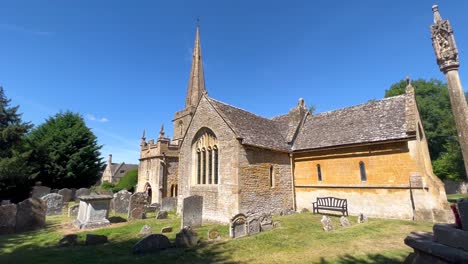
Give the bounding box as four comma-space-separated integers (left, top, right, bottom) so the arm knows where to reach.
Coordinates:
161, 226, 173, 233
457, 199, 468, 231
1, 200, 11, 205
175, 226, 199, 248
31, 186, 51, 199
161, 197, 177, 212
75, 188, 91, 200
181, 195, 203, 228
41, 193, 64, 216
433, 224, 468, 251
139, 225, 152, 237
260, 213, 273, 232
156, 210, 168, 219
230, 213, 247, 238
321, 215, 333, 231
51, 189, 59, 193
133, 234, 171, 254
68, 204, 79, 218
248, 217, 261, 235
58, 234, 78, 247
85, 234, 108, 245
0, 204, 17, 235
340, 216, 351, 227
113, 190, 132, 214
273, 221, 281, 228
128, 192, 149, 220
73, 195, 112, 229
58, 188, 73, 203
15, 198, 47, 233
71, 188, 77, 201
357, 213, 368, 224
208, 229, 221, 240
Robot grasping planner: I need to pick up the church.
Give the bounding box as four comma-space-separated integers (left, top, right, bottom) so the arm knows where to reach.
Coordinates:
136, 25, 451, 223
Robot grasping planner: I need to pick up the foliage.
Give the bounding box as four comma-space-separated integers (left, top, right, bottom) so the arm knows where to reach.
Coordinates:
0, 87, 35, 202
385, 79, 467, 180
0, 213, 432, 263
114, 169, 138, 192
28, 111, 104, 189
100, 181, 116, 191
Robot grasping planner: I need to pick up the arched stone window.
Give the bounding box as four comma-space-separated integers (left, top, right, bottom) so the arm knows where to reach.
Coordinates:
359, 161, 367, 182
170, 184, 178, 197
194, 128, 219, 185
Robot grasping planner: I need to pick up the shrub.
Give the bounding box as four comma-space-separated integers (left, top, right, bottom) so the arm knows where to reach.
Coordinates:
115, 169, 138, 192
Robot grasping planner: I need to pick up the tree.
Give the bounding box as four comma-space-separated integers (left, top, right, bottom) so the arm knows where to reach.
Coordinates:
114, 169, 138, 192
0, 87, 34, 201
385, 79, 467, 180
29, 111, 104, 188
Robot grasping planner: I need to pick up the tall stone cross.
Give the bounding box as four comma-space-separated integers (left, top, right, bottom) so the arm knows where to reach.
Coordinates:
430, 5, 468, 178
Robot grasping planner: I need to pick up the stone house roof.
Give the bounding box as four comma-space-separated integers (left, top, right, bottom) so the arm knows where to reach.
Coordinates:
109, 163, 138, 180
293, 95, 411, 151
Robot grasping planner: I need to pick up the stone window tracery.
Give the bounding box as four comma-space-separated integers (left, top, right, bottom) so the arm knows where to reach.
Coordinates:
194, 129, 219, 185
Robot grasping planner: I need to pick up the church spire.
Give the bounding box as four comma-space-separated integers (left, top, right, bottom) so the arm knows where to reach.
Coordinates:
185, 20, 206, 109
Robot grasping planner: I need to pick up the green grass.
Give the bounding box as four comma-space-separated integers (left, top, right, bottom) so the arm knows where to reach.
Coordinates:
0, 212, 432, 264
447, 193, 468, 203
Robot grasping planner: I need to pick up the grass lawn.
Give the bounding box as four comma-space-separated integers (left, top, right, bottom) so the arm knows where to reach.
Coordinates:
0, 211, 432, 264
447, 193, 468, 203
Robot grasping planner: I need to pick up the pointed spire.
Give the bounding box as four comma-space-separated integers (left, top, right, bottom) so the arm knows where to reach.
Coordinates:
159, 124, 165, 138
185, 20, 206, 108
432, 5, 443, 23
141, 129, 146, 140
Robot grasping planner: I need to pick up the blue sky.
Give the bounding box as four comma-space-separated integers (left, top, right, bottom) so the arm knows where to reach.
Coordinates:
2, 1, 467, 164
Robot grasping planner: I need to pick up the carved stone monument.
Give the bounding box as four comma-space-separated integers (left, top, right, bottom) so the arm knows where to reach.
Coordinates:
41, 193, 64, 216
128, 192, 149, 220
113, 190, 132, 214
230, 213, 247, 238
181, 195, 203, 228
73, 195, 112, 229
431, 5, 468, 178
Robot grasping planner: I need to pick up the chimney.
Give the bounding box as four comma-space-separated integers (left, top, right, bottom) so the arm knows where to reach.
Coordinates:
108, 154, 112, 165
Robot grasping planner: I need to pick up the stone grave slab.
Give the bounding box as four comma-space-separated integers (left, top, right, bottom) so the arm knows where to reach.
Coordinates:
58, 188, 73, 203
113, 190, 132, 214
128, 192, 149, 220
73, 195, 112, 229
181, 195, 203, 228
0, 204, 17, 235
230, 213, 247, 238
41, 193, 64, 216
15, 198, 47, 233
161, 197, 177, 212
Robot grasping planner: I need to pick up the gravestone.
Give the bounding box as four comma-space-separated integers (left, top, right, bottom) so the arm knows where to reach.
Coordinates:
161, 197, 177, 212
51, 189, 58, 193
58, 234, 78, 247
31, 185, 50, 199
71, 188, 77, 201
457, 199, 468, 231
156, 210, 168, 219
321, 215, 333, 231
68, 204, 79, 218
260, 213, 273, 231
0, 204, 17, 235
340, 216, 351, 227
73, 195, 112, 229
208, 229, 221, 240
75, 188, 91, 200
357, 213, 368, 223
41, 193, 64, 216
139, 225, 152, 237
113, 190, 132, 214
128, 192, 149, 220
230, 213, 248, 238
161, 226, 173, 233
1, 200, 11, 205
85, 234, 108, 245
175, 226, 199, 248
133, 234, 171, 254
248, 217, 261, 235
15, 198, 47, 233
58, 188, 73, 203
181, 195, 203, 228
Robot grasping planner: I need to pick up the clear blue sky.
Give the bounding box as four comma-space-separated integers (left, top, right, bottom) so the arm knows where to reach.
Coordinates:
2, 1, 467, 164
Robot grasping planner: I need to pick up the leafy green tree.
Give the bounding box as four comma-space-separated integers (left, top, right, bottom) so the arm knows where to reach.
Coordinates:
385, 79, 467, 180
0, 87, 35, 201
29, 111, 104, 188
114, 169, 138, 192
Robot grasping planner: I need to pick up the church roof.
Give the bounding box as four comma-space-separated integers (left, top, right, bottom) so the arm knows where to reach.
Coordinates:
293, 95, 410, 151
207, 97, 291, 152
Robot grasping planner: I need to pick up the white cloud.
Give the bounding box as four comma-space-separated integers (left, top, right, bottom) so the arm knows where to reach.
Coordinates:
86, 114, 109, 123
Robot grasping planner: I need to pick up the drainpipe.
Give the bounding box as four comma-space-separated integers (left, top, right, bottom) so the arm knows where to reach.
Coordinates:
289, 153, 297, 211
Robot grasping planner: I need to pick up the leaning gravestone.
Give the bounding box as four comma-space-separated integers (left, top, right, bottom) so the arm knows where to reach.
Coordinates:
75, 188, 91, 201
113, 190, 132, 214
58, 188, 73, 203
128, 192, 149, 220
230, 213, 248, 238
0, 204, 17, 235
260, 213, 273, 231
340, 216, 351, 227
15, 198, 47, 233
181, 195, 203, 228
321, 215, 333, 231
248, 217, 261, 235
161, 197, 177, 212
41, 193, 64, 216
31, 185, 51, 199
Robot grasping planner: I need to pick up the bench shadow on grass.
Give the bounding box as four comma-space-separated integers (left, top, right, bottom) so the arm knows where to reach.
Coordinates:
318, 253, 406, 264
0, 229, 245, 264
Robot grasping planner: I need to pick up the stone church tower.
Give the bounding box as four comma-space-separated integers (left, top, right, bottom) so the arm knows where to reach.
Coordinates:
172, 24, 206, 145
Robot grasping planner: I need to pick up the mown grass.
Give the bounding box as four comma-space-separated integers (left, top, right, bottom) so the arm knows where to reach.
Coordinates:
0, 211, 432, 264
447, 193, 468, 203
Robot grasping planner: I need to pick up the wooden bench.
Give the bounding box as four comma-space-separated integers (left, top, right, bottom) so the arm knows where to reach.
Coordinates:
312, 197, 348, 216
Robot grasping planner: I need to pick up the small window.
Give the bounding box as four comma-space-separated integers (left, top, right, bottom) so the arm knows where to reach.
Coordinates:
317, 164, 322, 181
359, 161, 367, 182
269, 165, 275, 188
213, 147, 219, 184
197, 151, 201, 184
120, 170, 125, 173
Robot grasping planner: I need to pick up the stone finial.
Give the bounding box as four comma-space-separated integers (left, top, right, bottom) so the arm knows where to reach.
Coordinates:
432, 5, 443, 23
159, 124, 165, 138
430, 5, 459, 72
405, 75, 414, 92
141, 129, 146, 140
298, 98, 305, 107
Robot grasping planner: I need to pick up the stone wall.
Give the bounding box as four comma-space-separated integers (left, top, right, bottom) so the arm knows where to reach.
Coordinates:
238, 146, 293, 215
443, 180, 468, 194
165, 157, 179, 197
177, 97, 240, 223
